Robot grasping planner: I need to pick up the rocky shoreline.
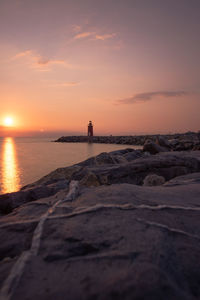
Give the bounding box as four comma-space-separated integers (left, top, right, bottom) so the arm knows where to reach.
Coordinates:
0, 145, 200, 299
55, 131, 200, 151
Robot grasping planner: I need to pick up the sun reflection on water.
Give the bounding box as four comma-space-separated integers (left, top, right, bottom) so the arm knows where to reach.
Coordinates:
1, 137, 20, 194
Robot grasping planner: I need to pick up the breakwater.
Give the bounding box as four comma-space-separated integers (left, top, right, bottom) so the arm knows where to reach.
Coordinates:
55, 132, 200, 146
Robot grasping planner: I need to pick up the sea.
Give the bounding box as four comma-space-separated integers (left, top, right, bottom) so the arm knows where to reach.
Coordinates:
0, 137, 141, 195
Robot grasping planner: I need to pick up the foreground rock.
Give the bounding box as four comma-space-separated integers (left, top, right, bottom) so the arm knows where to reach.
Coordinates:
0, 180, 69, 215
0, 150, 200, 299
22, 149, 200, 189
1, 149, 200, 214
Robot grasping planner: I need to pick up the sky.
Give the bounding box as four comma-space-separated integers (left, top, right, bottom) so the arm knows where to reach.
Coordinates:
0, 0, 200, 136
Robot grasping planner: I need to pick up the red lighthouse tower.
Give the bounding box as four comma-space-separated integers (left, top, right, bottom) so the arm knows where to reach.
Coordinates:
88, 121, 93, 137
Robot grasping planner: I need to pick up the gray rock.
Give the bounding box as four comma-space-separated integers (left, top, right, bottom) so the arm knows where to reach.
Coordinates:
75, 151, 200, 186
1, 151, 200, 214
143, 174, 165, 186
156, 136, 171, 149
1, 181, 200, 299
0, 180, 69, 215
54, 132, 200, 150
164, 172, 200, 186
1, 150, 200, 299
78, 149, 143, 166
143, 139, 168, 154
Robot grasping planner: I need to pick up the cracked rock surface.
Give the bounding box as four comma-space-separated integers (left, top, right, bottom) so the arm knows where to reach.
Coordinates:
0, 150, 200, 299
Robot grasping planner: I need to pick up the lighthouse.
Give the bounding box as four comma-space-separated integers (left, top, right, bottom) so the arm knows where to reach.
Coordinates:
88, 121, 93, 137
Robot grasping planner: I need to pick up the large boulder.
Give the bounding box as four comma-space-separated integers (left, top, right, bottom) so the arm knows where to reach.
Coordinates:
1, 180, 200, 299
1, 151, 200, 212
168, 138, 179, 149
0, 180, 69, 215
78, 149, 143, 166
143, 139, 167, 154
156, 136, 171, 149
74, 151, 200, 186
164, 172, 200, 186
143, 174, 165, 186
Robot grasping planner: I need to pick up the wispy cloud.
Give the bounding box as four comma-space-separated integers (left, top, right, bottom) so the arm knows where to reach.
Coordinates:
72, 26, 116, 42
72, 25, 82, 33
94, 33, 116, 41
37, 57, 51, 65
36, 57, 65, 67
13, 50, 67, 70
14, 50, 32, 58
74, 31, 93, 40
116, 91, 187, 105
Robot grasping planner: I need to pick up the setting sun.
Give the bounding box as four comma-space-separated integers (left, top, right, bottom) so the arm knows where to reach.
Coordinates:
3, 117, 14, 127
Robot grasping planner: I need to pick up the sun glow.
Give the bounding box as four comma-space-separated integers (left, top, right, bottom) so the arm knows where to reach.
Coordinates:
3, 117, 14, 127
1, 137, 20, 193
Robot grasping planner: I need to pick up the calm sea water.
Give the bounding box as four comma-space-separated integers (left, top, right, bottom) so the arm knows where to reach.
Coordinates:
0, 137, 141, 194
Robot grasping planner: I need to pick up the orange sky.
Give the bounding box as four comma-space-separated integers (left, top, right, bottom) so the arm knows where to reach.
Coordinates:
1, 0, 200, 136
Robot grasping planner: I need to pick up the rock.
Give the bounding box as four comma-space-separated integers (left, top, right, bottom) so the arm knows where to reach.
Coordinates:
168, 139, 179, 148
1, 151, 200, 215
70, 151, 200, 187
23, 165, 81, 188
80, 172, 100, 187
1, 180, 200, 299
123, 150, 143, 161
78, 149, 143, 166
78, 152, 116, 166
111, 154, 128, 164
193, 144, 200, 151
0, 180, 69, 215
54, 132, 200, 149
156, 136, 171, 149
143, 139, 168, 154
143, 174, 165, 186
164, 172, 200, 186
0, 150, 200, 299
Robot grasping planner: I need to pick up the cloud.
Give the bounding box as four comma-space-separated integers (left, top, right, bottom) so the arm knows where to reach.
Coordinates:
36, 57, 65, 66
37, 57, 50, 65
94, 33, 116, 40
13, 50, 67, 70
72, 25, 82, 33
73, 30, 116, 41
74, 32, 93, 39
14, 50, 32, 58
116, 91, 187, 104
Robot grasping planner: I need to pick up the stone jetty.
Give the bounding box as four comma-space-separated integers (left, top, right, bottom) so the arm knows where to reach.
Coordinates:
55, 131, 200, 151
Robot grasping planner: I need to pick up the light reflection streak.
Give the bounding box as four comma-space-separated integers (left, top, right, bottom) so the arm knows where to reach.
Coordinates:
1, 137, 20, 194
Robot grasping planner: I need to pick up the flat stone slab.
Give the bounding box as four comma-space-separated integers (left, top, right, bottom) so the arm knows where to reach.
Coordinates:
0, 179, 200, 299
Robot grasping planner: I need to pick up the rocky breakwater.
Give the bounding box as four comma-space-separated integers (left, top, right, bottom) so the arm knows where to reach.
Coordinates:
55, 135, 146, 145
55, 131, 200, 150
1, 148, 200, 299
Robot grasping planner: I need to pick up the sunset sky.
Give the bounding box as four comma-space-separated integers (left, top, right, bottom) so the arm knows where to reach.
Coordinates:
0, 0, 200, 136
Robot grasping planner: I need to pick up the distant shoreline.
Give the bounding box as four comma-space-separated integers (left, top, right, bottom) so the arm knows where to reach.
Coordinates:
54, 131, 200, 146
